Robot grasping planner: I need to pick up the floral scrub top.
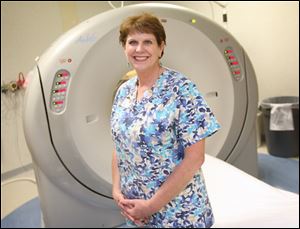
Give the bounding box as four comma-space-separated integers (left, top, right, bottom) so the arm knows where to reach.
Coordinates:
111, 68, 220, 228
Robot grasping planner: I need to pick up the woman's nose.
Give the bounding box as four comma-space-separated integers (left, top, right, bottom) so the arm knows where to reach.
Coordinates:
135, 43, 144, 52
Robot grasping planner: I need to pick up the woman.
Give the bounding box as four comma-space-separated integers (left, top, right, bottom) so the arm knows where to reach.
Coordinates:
111, 13, 220, 228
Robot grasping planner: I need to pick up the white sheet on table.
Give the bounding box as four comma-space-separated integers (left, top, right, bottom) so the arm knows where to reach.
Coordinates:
202, 154, 299, 228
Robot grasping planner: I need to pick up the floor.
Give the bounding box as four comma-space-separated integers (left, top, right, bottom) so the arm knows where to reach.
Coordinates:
0, 143, 294, 221
1, 170, 38, 220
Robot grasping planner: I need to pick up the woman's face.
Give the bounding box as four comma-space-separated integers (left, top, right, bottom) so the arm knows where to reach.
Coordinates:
124, 32, 164, 72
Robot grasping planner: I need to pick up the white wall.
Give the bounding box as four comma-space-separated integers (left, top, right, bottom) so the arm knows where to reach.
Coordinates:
228, 1, 299, 102
1, 1, 299, 176
1, 1, 62, 175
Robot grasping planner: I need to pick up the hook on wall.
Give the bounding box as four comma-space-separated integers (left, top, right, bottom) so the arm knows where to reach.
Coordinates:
1, 72, 27, 94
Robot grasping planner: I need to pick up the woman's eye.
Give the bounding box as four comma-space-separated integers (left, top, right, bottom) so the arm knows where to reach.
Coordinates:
128, 40, 138, 45
144, 40, 152, 45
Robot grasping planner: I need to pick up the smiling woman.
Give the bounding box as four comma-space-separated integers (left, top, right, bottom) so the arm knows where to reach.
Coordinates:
111, 12, 220, 228
119, 13, 165, 75
124, 32, 164, 93
21, 2, 266, 227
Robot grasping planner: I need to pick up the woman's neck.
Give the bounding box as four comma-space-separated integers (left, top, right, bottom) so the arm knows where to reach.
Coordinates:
136, 64, 163, 89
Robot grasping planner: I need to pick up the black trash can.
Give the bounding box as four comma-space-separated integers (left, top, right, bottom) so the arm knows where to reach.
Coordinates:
260, 96, 299, 158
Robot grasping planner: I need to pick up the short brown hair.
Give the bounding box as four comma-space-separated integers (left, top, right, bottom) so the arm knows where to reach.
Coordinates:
119, 13, 166, 49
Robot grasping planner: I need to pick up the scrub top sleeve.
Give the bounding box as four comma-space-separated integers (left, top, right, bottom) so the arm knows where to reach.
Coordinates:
176, 80, 220, 149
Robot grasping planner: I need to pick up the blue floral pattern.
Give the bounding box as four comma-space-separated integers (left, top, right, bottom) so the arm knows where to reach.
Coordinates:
111, 68, 220, 228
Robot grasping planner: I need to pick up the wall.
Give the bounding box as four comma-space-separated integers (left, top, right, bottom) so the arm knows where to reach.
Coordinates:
228, 2, 299, 101
1, 1, 299, 177
1, 1, 63, 175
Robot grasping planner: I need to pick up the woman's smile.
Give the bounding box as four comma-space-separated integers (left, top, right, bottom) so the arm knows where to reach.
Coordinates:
124, 33, 164, 71
133, 56, 150, 62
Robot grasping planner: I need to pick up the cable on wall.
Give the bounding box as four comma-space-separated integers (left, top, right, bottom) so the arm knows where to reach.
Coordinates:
107, 1, 124, 9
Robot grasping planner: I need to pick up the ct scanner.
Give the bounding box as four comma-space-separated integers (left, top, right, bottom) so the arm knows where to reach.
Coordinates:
23, 3, 259, 227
